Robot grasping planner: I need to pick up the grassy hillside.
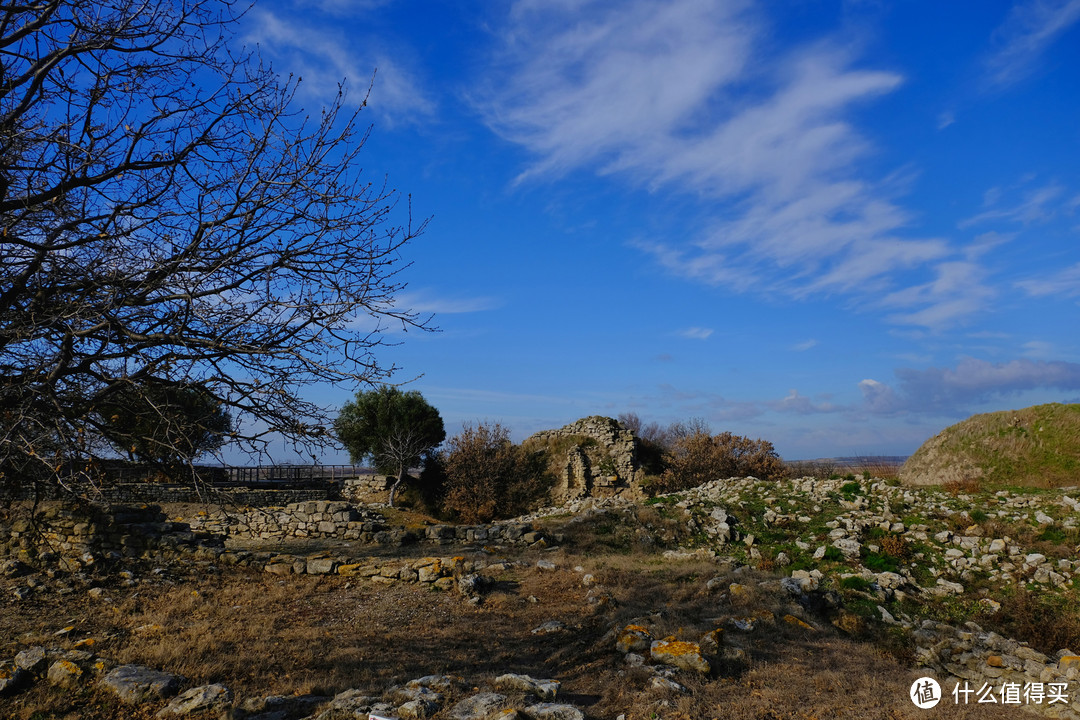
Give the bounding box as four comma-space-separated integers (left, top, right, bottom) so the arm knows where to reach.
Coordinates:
900, 402, 1080, 488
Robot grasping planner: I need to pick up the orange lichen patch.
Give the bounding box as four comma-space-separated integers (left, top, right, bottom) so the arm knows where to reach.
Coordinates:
73, 637, 95, 648
413, 557, 442, 569
336, 563, 365, 576
728, 583, 749, 596
653, 640, 700, 656
650, 640, 711, 674
783, 614, 814, 631
1058, 656, 1080, 669
616, 625, 654, 654
987, 655, 1005, 668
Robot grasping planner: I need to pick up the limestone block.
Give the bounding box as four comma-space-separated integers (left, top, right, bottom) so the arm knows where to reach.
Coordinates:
523, 703, 584, 720
101, 665, 183, 703
449, 693, 507, 720
650, 640, 710, 674
47, 660, 84, 688
616, 625, 653, 653
494, 673, 560, 701
156, 683, 232, 717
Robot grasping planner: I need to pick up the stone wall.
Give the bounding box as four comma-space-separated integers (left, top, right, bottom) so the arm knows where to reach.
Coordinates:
525, 416, 643, 504
185, 501, 389, 542
95, 484, 334, 506
341, 474, 393, 503
0, 504, 218, 570
0, 500, 554, 567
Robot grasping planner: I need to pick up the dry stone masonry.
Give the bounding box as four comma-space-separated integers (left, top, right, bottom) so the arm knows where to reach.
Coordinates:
526, 416, 643, 503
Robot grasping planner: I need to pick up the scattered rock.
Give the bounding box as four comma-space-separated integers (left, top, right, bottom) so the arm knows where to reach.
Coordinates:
494, 673, 560, 701
100, 665, 183, 703
156, 683, 232, 717
523, 703, 585, 720
616, 625, 653, 653
650, 640, 710, 674
531, 620, 567, 636
449, 692, 507, 720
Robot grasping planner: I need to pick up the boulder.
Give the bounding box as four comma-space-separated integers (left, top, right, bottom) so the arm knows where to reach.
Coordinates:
449, 692, 507, 720
0, 661, 28, 695
650, 639, 710, 674
616, 625, 653, 653
156, 683, 232, 717
100, 664, 183, 703
495, 673, 560, 701
523, 703, 584, 720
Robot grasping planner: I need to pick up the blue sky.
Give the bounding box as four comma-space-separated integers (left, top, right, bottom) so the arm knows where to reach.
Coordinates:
243, 0, 1080, 461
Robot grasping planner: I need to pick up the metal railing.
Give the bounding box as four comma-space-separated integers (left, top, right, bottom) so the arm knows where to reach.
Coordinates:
98, 463, 373, 488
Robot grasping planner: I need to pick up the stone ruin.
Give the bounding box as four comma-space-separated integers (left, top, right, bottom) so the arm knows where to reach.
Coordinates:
524, 416, 644, 504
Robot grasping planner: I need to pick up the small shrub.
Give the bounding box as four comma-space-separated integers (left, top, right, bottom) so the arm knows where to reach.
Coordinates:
879, 534, 911, 561
841, 576, 872, 591
970, 509, 989, 524
441, 422, 552, 523
823, 546, 843, 562
840, 481, 862, 497
863, 552, 899, 573
943, 477, 982, 495
1037, 526, 1067, 544
989, 586, 1080, 657
654, 428, 785, 493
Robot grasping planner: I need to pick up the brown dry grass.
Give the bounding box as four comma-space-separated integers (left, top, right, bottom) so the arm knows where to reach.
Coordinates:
0, 550, 1024, 720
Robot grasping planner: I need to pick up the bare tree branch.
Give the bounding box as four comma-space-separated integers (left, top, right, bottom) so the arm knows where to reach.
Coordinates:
0, 0, 433, 497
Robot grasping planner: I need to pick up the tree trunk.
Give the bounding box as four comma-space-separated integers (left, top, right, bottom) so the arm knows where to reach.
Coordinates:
388, 466, 407, 507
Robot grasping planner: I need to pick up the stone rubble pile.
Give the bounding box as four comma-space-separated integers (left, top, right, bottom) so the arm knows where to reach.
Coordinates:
0, 641, 586, 720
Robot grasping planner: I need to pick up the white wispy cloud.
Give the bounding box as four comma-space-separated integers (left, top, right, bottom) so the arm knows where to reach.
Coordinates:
1016, 261, 1080, 297
770, 389, 841, 414
677, 327, 714, 340
393, 291, 499, 314
792, 339, 819, 352
881, 258, 997, 329
959, 182, 1066, 228
480, 1, 971, 327
984, 0, 1080, 89
859, 357, 1080, 415
246, 6, 434, 121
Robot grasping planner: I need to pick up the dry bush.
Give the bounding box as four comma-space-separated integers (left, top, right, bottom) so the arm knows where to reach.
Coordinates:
942, 477, 982, 495
654, 430, 785, 493
985, 586, 1080, 657
879, 534, 911, 561
442, 422, 551, 523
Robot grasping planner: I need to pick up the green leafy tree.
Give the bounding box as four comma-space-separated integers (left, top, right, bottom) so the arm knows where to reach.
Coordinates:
98, 380, 232, 467
334, 386, 445, 506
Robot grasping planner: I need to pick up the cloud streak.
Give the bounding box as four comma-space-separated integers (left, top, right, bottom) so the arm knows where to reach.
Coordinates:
859, 357, 1080, 415
247, 5, 434, 121
480, 0, 973, 328
984, 0, 1080, 89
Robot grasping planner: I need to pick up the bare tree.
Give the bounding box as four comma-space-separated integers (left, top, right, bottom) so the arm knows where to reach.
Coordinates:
376, 427, 433, 507
0, 0, 430, 497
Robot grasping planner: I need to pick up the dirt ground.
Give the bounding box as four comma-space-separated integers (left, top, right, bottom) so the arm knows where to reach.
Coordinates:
0, 536, 1026, 720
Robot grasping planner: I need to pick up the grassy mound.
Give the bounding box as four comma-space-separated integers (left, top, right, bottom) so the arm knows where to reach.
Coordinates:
900, 402, 1080, 488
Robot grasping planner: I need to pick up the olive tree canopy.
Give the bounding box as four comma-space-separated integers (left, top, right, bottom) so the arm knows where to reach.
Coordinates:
334, 385, 445, 506
0, 0, 430, 496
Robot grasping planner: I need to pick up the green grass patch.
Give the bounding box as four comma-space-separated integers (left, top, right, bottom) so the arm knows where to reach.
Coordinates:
841, 576, 872, 591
